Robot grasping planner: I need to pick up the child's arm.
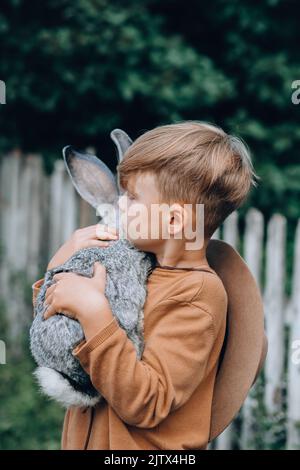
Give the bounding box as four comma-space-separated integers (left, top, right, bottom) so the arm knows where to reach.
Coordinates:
47, 224, 118, 270
31, 224, 118, 315
72, 275, 227, 429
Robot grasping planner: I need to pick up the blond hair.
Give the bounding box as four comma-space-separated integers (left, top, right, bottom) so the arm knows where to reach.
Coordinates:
117, 120, 259, 238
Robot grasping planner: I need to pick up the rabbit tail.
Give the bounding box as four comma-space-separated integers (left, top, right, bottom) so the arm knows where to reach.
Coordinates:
33, 366, 102, 408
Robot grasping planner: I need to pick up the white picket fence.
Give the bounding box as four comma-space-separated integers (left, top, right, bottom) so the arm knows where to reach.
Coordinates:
0, 151, 299, 450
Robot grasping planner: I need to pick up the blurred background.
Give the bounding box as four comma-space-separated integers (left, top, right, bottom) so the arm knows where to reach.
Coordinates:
0, 0, 299, 450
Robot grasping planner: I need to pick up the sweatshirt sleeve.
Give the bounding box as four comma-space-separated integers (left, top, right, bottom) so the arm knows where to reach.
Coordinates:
72, 296, 217, 429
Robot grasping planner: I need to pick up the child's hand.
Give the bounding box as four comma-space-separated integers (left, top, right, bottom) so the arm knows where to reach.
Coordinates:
47, 224, 119, 271
43, 262, 107, 321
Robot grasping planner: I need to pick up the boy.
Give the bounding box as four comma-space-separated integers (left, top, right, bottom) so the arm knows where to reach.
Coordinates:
32, 121, 258, 450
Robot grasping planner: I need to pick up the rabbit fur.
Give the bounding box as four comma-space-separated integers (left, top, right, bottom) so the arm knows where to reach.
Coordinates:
30, 240, 155, 408
29, 129, 156, 409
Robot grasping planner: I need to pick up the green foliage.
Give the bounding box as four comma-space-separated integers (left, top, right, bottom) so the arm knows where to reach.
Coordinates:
0, 297, 64, 450
0, 349, 64, 449
1, 0, 299, 222
0, 0, 299, 222
0, 0, 232, 158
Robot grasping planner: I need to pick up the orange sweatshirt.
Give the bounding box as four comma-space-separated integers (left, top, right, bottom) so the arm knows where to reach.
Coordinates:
32, 262, 227, 450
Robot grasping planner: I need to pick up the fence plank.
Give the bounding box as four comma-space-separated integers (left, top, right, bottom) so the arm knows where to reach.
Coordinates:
241, 208, 264, 449
287, 219, 300, 449
0, 152, 24, 350
61, 171, 78, 242
49, 160, 67, 257
264, 214, 286, 428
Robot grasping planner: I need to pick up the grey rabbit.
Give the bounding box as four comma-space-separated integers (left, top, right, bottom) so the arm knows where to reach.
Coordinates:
29, 129, 156, 408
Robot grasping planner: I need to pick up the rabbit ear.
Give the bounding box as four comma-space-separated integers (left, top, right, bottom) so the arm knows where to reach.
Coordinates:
62, 146, 119, 209
110, 128, 133, 163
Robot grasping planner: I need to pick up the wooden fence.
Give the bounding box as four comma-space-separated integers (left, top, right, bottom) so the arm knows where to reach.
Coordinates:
0, 151, 299, 450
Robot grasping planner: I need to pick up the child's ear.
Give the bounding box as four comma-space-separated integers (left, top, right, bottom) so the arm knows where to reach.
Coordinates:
168, 204, 187, 237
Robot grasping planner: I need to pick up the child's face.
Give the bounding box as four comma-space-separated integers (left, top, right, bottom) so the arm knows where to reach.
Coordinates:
118, 172, 166, 252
